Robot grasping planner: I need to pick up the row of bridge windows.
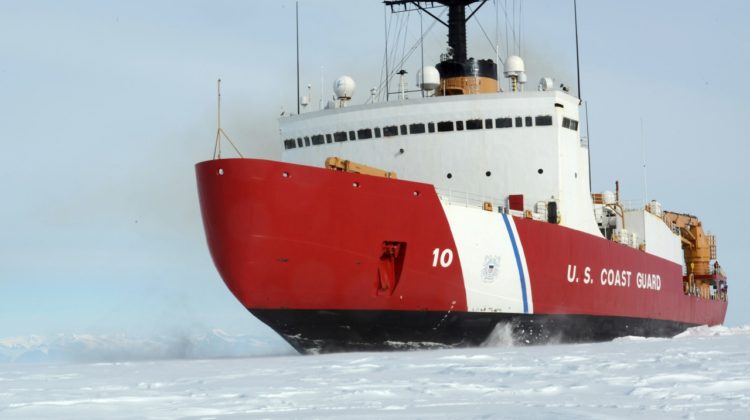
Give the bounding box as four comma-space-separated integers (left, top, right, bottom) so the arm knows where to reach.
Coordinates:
283, 114, 576, 150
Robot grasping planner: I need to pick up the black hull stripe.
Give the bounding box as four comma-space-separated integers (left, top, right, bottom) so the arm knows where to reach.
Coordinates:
250, 309, 697, 354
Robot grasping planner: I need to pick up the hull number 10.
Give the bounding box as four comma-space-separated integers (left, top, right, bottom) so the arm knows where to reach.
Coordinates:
432, 248, 454, 268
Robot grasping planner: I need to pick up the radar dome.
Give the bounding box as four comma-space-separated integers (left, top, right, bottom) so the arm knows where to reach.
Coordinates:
602, 191, 616, 205
333, 76, 356, 100
504, 55, 525, 77
538, 77, 554, 91
419, 66, 440, 91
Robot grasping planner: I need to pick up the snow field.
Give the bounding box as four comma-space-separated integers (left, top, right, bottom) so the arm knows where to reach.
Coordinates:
0, 325, 749, 419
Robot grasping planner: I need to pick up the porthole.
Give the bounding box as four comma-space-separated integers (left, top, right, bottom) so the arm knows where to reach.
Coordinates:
447, 173, 453, 179
538, 169, 544, 174
485, 171, 491, 177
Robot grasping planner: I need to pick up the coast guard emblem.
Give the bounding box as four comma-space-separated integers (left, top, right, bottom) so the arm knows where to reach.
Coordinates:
481, 255, 500, 283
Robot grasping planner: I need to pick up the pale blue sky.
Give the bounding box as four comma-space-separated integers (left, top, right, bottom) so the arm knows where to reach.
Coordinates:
1, 0, 748, 342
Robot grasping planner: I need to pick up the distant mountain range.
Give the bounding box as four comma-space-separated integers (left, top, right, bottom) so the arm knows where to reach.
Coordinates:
0, 329, 295, 363
4, 325, 748, 364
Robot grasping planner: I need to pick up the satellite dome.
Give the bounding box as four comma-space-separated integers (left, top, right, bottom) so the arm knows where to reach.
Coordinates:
538, 77, 554, 91
333, 76, 356, 100
504, 55, 525, 77
602, 191, 616, 205
419, 66, 440, 91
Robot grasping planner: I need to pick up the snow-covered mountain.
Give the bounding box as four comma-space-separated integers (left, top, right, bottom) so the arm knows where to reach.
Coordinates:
0, 329, 294, 363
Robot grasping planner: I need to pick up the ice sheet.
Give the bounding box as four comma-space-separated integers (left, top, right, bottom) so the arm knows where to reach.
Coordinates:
1, 325, 748, 419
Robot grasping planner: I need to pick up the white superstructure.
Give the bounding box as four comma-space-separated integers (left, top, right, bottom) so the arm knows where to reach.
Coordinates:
273, 0, 684, 266
280, 89, 601, 236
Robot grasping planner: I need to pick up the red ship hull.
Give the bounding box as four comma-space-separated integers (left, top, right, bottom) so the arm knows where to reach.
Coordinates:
196, 158, 727, 353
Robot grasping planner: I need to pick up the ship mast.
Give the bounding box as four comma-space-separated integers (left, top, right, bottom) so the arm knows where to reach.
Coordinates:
384, 0, 496, 96
385, 0, 486, 63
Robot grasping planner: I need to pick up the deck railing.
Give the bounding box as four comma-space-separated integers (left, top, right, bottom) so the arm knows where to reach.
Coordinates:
435, 188, 506, 212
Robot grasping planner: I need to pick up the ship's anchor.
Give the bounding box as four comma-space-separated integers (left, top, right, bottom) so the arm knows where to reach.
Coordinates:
376, 241, 406, 295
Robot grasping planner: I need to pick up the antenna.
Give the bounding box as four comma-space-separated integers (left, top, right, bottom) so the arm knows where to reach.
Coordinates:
512, 0, 517, 54
420, 10, 425, 98
504, 0, 509, 62
320, 66, 324, 110
585, 100, 592, 192
398, 69, 407, 100
641, 117, 648, 205
495, 0, 500, 92
518, 0, 523, 57
296, 1, 300, 114
384, 5, 390, 102
574, 0, 581, 99
300, 83, 311, 111
212, 79, 244, 160
213, 78, 221, 159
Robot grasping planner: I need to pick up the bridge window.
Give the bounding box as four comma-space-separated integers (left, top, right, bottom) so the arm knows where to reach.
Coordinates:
515, 117, 523, 127
297, 138, 303, 147
525, 116, 533, 127
456, 120, 464, 131
562, 117, 571, 129
466, 119, 483, 130
570, 120, 579, 130
383, 125, 398, 137
496, 118, 512, 128
284, 139, 296, 149
304, 136, 311, 146
349, 130, 356, 140
333, 131, 347, 142
535, 115, 553, 126
400, 125, 407, 135
485, 118, 493, 129
326, 134, 333, 143
374, 127, 381, 138
357, 128, 372, 139
311, 134, 325, 145
409, 123, 425, 134
437, 121, 454, 132
428, 122, 435, 133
